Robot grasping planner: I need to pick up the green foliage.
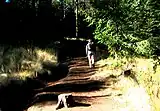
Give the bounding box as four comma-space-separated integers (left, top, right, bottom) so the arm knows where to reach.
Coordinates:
135, 40, 153, 56
80, 0, 160, 58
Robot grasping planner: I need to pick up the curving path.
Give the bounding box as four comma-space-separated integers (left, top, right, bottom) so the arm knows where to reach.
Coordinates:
26, 57, 122, 111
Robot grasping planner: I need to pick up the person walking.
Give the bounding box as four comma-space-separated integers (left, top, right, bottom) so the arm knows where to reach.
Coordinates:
86, 39, 96, 68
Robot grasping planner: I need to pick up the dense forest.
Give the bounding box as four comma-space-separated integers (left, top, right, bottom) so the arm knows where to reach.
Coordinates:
0, 0, 93, 41
0, 0, 160, 111
0, 0, 160, 57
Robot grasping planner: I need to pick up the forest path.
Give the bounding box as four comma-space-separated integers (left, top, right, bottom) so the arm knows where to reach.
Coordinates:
26, 57, 126, 111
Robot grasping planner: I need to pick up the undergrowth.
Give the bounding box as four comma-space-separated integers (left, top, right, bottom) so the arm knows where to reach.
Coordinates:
96, 57, 160, 111
0, 46, 57, 80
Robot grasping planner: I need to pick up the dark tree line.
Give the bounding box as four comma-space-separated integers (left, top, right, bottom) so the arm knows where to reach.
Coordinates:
0, 0, 94, 45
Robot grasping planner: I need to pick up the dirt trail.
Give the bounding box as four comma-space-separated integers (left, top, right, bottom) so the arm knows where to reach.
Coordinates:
27, 57, 123, 111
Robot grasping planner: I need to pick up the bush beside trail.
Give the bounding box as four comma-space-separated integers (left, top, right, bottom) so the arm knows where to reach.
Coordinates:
96, 57, 160, 111
0, 43, 70, 111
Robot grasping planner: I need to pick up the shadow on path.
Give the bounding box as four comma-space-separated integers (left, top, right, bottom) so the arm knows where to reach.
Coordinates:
41, 80, 106, 92
26, 93, 111, 109
27, 57, 105, 110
